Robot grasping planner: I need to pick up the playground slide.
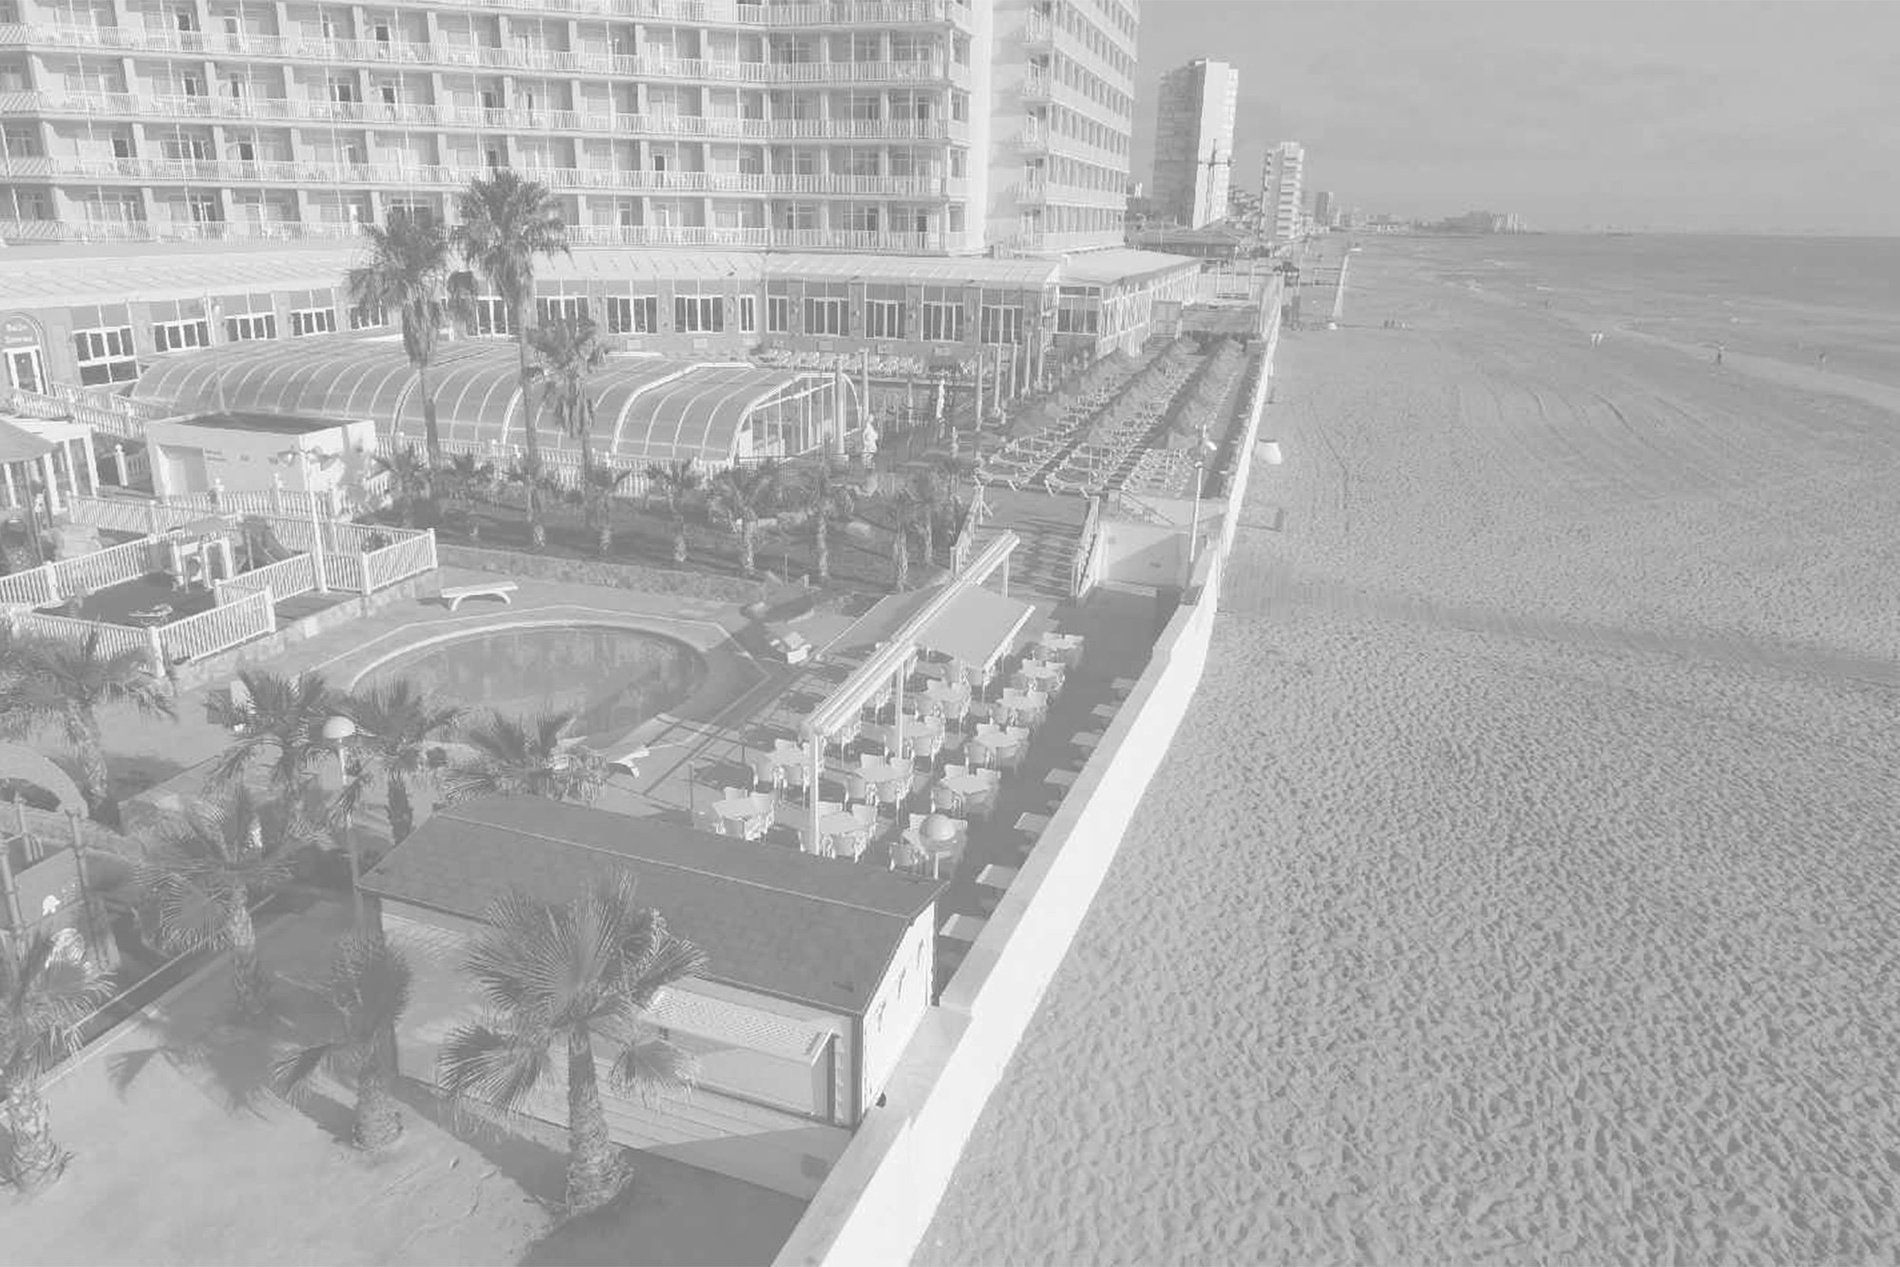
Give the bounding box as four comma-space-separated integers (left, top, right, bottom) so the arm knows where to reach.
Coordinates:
241, 516, 296, 564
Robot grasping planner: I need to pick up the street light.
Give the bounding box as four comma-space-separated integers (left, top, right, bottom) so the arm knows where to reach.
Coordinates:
321, 713, 365, 928
1186, 434, 1218, 569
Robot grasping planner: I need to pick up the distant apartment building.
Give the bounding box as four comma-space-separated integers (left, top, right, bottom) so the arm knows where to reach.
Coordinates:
1146, 57, 1237, 229
1311, 189, 1333, 230
0, 0, 1135, 257
1260, 140, 1304, 242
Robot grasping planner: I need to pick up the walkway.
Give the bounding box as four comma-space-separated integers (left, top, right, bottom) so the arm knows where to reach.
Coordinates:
976, 488, 1092, 605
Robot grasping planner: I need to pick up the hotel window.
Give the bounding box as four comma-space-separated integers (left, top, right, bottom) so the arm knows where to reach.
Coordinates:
225, 312, 277, 342
152, 317, 210, 353
472, 297, 511, 336
289, 307, 336, 337
766, 294, 791, 334
980, 305, 1022, 345
804, 295, 846, 337
865, 295, 905, 340
606, 295, 658, 335
674, 294, 724, 333
72, 325, 138, 385
737, 295, 756, 333
1056, 287, 1099, 335
841, 204, 878, 233
536, 296, 588, 325
348, 301, 389, 330
921, 296, 963, 343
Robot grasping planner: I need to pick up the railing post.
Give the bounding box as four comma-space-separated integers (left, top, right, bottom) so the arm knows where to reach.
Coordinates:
145, 623, 164, 677
111, 443, 128, 485
38, 562, 59, 605
262, 585, 277, 633
359, 552, 372, 596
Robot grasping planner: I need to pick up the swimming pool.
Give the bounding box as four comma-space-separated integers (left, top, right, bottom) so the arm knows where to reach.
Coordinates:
355, 624, 706, 742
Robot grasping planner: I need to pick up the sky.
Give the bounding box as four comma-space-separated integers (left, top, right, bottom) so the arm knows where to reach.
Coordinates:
1128, 1, 1900, 235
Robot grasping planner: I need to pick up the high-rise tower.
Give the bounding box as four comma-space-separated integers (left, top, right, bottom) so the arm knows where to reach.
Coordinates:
1147, 57, 1237, 229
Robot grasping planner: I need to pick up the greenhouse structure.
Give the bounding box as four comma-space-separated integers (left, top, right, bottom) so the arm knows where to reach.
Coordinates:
128, 341, 858, 469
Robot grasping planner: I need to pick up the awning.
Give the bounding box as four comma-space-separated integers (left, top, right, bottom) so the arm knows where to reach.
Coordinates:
0, 419, 55, 467
918, 585, 1036, 671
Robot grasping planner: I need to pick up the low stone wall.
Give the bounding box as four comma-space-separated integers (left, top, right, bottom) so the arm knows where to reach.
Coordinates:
439, 542, 802, 607
166, 572, 439, 694
774, 330, 1280, 1267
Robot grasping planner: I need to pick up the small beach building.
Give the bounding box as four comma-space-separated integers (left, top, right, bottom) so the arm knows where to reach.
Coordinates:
142, 411, 377, 506
359, 796, 947, 1199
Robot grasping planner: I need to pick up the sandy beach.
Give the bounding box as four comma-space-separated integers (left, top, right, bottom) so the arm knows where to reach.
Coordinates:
917, 239, 1900, 1265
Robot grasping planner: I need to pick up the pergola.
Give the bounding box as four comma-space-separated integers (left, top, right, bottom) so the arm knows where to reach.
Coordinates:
0, 415, 98, 520
797, 531, 1032, 848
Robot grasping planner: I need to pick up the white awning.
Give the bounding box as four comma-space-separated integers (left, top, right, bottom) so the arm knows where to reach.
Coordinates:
918, 585, 1036, 671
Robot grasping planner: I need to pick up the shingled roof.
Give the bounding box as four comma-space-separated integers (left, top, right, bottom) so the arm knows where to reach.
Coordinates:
359, 797, 946, 1016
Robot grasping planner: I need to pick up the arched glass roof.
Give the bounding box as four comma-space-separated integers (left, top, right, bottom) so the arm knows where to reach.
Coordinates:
132, 339, 825, 466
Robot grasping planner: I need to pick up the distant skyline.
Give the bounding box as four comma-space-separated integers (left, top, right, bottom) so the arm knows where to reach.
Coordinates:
1130, 1, 1900, 236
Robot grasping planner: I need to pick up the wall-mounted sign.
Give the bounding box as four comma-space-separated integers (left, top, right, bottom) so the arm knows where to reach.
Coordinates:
1, 314, 45, 351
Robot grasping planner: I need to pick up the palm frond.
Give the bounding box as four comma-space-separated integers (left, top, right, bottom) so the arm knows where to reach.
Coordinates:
436, 1021, 553, 1116
270, 1039, 344, 1101
605, 1027, 696, 1105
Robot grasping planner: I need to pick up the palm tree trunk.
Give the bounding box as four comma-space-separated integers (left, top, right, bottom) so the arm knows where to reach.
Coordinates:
514, 305, 545, 549
564, 1033, 621, 1212
352, 1058, 404, 1151
2, 1086, 68, 1190
815, 514, 830, 581
74, 720, 114, 823
919, 510, 935, 566
229, 901, 269, 1017
892, 531, 909, 591
739, 520, 756, 575
671, 504, 688, 564
386, 775, 414, 845
418, 362, 442, 485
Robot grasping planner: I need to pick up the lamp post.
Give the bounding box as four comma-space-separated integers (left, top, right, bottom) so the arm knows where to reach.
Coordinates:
1186, 433, 1217, 569
321, 714, 365, 928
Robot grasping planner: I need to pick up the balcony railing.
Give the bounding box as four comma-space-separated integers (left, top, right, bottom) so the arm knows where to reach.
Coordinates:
1022, 67, 1052, 99
0, 89, 966, 144
0, 216, 974, 254
0, 24, 955, 85
0, 153, 966, 199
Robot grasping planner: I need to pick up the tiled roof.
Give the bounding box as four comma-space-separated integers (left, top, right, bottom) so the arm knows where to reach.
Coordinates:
359, 797, 945, 1016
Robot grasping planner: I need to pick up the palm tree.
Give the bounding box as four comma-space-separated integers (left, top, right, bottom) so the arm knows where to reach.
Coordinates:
705, 461, 780, 577
141, 787, 319, 1017
0, 931, 111, 1191
907, 468, 949, 568
208, 669, 337, 796
789, 458, 856, 583
334, 678, 462, 846
452, 170, 570, 549
440, 451, 496, 542
644, 459, 701, 565
344, 215, 476, 474
272, 933, 413, 1151
440, 709, 607, 806
370, 443, 431, 529
889, 496, 912, 592
527, 313, 607, 492
578, 465, 639, 555
438, 874, 706, 1213
0, 630, 175, 823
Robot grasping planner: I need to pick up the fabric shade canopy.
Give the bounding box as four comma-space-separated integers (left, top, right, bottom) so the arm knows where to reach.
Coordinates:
0, 419, 56, 467
918, 585, 1036, 672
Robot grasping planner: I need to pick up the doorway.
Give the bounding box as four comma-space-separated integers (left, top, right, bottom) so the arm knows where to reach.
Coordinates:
4, 345, 43, 394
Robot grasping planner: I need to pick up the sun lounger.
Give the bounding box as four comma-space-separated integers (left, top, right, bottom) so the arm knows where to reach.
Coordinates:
440, 581, 518, 613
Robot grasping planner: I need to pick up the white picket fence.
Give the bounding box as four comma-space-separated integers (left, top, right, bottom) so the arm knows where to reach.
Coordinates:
214, 552, 318, 606
49, 536, 168, 600
65, 494, 203, 536
364, 530, 437, 592
163, 487, 337, 519
323, 552, 365, 593
0, 567, 56, 607
158, 587, 275, 664
9, 610, 152, 663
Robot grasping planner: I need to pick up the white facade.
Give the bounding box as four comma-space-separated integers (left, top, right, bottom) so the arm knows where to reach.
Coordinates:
1148, 57, 1238, 229
1262, 140, 1305, 243
0, 0, 1134, 256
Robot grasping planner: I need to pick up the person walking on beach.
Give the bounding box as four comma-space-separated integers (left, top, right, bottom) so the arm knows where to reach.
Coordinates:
1819, 350, 1829, 370
1715, 343, 1724, 366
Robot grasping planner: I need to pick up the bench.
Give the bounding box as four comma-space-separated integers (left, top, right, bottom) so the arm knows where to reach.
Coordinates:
1045, 768, 1078, 789
976, 864, 1018, 891
1111, 677, 1136, 695
1092, 703, 1119, 721
939, 913, 987, 944
1072, 731, 1103, 750
1013, 812, 1051, 834
439, 581, 518, 613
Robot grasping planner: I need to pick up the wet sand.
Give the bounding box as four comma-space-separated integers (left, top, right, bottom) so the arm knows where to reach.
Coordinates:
916, 240, 1900, 1265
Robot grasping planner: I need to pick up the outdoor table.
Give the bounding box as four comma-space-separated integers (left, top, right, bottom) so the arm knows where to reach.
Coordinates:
857, 759, 912, 804
967, 732, 1021, 765
712, 795, 774, 840
1014, 663, 1063, 693
814, 810, 861, 856
938, 772, 991, 800
1038, 633, 1085, 668
901, 815, 966, 878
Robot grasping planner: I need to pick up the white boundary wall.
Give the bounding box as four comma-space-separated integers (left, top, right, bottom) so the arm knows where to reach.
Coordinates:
776, 319, 1281, 1267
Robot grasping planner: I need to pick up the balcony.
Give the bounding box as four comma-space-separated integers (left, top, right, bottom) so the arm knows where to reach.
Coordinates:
1023, 10, 1054, 47
0, 25, 956, 86
0, 152, 967, 200
1016, 121, 1050, 153
0, 217, 364, 244
1022, 67, 1052, 100
2, 89, 965, 144
563, 224, 951, 253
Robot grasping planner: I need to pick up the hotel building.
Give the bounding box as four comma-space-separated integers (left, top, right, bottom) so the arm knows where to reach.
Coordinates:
1145, 56, 1235, 229
0, 0, 1135, 257
1260, 138, 1302, 243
